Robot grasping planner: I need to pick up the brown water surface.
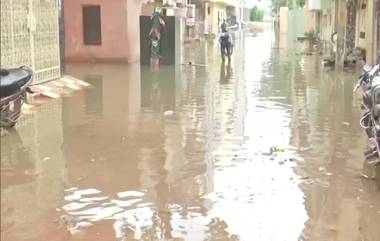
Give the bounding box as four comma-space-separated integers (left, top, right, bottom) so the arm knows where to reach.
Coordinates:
1, 32, 379, 241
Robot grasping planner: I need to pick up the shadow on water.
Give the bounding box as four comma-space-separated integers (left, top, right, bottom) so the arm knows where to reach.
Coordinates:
1, 129, 34, 189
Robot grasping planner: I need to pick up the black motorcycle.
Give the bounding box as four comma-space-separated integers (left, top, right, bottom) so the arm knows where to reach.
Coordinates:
0, 66, 33, 128
355, 64, 380, 166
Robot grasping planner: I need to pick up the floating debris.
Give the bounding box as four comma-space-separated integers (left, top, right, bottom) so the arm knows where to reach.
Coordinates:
299, 176, 311, 180
66, 84, 81, 90
361, 173, 370, 179
271, 146, 285, 152
117, 191, 145, 198
181, 62, 207, 67
64, 187, 78, 192
164, 110, 175, 116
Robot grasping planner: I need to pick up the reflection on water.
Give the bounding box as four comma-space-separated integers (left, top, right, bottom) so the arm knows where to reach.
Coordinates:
1, 100, 67, 241
84, 75, 104, 116
219, 63, 233, 85
1, 32, 379, 241
1, 130, 34, 188
141, 66, 176, 112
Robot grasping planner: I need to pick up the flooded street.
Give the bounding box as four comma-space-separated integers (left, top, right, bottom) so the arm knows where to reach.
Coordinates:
1, 32, 380, 241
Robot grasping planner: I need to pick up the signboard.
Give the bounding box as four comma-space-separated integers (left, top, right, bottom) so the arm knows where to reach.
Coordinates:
186, 18, 195, 26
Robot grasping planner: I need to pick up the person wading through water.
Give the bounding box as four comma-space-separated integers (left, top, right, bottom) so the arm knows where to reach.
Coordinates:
149, 7, 165, 67
219, 20, 233, 63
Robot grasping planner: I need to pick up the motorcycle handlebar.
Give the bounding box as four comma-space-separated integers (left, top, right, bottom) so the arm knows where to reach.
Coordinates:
354, 75, 367, 92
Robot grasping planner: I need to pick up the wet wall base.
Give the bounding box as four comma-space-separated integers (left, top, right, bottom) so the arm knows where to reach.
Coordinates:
140, 16, 182, 65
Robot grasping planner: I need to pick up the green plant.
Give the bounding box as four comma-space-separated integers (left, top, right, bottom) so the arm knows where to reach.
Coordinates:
204, 33, 216, 43
250, 6, 264, 22
271, 0, 287, 14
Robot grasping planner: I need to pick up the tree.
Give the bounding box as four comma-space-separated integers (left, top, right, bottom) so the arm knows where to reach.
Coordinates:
271, 0, 287, 16
250, 6, 264, 22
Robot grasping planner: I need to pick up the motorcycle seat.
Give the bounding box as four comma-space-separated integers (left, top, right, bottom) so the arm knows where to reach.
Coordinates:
0, 68, 32, 99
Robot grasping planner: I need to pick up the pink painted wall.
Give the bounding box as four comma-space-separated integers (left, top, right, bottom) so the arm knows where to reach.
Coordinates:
64, 0, 130, 63
126, 0, 142, 62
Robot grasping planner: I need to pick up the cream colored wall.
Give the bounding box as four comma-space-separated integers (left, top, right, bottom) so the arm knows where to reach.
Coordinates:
279, 7, 288, 34
356, 1, 367, 49
305, 0, 319, 33
355, 0, 375, 63
126, 0, 143, 63
207, 2, 227, 34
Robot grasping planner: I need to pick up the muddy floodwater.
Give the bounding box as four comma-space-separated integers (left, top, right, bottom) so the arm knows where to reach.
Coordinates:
1, 32, 380, 241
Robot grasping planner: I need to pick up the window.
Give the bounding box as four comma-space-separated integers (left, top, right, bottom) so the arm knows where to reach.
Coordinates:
82, 5, 101, 45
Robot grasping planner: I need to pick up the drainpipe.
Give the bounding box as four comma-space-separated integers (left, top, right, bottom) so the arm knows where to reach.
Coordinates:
293, 0, 297, 42
204, 1, 208, 34
58, 0, 65, 73
240, 0, 243, 30
335, 0, 346, 69
373, 0, 378, 63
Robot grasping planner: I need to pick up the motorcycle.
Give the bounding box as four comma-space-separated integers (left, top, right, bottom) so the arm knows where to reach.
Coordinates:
355, 63, 380, 165
0, 66, 33, 128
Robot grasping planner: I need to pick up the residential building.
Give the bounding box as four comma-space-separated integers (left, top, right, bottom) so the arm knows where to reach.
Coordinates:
355, 0, 379, 63
303, 0, 378, 64
305, 0, 334, 46
205, 0, 240, 34
64, 0, 142, 63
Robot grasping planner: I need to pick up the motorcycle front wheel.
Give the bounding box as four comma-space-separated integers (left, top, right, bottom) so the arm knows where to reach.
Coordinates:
362, 156, 380, 180
0, 97, 23, 128
362, 137, 380, 179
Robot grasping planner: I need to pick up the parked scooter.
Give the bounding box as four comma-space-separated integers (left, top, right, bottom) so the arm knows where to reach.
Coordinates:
0, 66, 33, 128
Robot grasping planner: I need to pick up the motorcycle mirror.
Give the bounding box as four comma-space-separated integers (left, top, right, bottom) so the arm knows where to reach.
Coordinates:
353, 83, 360, 92
363, 64, 372, 73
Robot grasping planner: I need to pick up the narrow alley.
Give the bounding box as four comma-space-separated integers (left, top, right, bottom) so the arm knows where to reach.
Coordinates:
1, 31, 380, 241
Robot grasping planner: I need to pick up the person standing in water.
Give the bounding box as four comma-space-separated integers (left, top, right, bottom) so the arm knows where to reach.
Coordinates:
221, 19, 227, 33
